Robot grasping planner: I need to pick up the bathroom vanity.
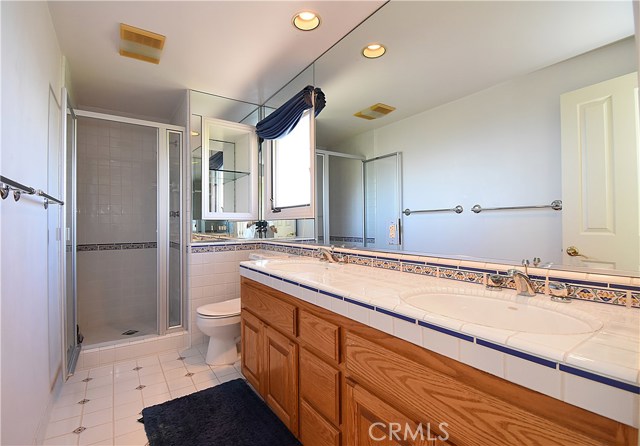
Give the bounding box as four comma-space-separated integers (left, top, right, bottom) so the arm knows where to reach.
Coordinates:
239, 260, 638, 446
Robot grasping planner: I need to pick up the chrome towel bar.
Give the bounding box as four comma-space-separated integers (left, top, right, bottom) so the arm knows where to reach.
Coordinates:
471, 200, 562, 214
403, 205, 463, 216
1, 175, 64, 209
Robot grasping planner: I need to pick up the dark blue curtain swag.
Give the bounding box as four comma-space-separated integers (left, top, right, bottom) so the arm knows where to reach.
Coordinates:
209, 151, 224, 170
256, 85, 325, 142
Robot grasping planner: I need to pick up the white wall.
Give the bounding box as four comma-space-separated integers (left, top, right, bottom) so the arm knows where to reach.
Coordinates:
335, 38, 636, 264
1, 2, 64, 444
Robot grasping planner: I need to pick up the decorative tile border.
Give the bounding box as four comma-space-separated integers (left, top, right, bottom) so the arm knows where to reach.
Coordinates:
191, 240, 638, 309
239, 264, 640, 395
77, 242, 156, 252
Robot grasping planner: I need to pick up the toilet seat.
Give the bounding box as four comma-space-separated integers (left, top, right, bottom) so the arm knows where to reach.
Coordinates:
196, 298, 241, 318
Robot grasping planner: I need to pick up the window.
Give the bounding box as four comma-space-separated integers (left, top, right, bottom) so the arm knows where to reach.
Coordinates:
265, 110, 315, 219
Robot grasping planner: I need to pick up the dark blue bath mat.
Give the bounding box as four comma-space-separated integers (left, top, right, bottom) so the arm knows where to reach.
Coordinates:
141, 378, 301, 446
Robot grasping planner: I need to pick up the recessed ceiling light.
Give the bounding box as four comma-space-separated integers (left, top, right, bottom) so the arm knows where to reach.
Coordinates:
362, 43, 386, 59
293, 11, 320, 31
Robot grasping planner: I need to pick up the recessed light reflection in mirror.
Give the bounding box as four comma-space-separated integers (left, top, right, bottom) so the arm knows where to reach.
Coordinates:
293, 11, 320, 31
362, 43, 386, 58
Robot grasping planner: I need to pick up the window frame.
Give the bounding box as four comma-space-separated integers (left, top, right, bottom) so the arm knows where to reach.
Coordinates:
264, 110, 316, 220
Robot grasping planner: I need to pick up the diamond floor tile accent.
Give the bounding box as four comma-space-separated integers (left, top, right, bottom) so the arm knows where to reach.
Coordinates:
44, 346, 242, 446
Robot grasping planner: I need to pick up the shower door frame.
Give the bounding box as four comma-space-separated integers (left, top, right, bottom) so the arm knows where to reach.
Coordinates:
73, 110, 186, 342
316, 149, 366, 246
362, 152, 404, 250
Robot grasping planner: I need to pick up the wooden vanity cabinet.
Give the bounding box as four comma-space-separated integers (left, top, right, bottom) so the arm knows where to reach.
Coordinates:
346, 380, 450, 446
264, 326, 298, 434
240, 277, 638, 446
240, 283, 298, 436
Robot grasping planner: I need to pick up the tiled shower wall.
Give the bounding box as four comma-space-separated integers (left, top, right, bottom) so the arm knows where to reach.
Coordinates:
76, 117, 158, 343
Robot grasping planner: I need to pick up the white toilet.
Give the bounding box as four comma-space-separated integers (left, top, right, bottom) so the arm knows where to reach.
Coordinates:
196, 298, 241, 365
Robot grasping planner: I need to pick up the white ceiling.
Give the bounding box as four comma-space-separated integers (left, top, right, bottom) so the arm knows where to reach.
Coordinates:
312, 1, 636, 147
48, 1, 635, 131
48, 1, 386, 122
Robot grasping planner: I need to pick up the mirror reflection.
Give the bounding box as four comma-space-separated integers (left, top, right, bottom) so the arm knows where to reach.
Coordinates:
311, 1, 638, 272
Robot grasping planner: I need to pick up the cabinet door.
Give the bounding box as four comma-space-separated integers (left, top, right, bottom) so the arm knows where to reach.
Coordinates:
264, 326, 299, 436
240, 310, 263, 394
300, 347, 341, 426
201, 117, 258, 220
346, 381, 449, 446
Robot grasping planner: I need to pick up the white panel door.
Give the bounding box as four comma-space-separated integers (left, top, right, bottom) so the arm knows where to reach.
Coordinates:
561, 72, 639, 271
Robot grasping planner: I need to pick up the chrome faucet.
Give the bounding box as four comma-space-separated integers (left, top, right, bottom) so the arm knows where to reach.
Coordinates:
507, 269, 536, 296
318, 246, 343, 263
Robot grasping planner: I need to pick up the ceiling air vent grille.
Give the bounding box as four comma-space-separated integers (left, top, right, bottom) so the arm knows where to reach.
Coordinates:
354, 103, 396, 120
119, 23, 166, 64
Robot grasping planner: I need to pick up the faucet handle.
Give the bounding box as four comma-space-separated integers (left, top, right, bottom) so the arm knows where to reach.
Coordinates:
486, 274, 505, 290
549, 281, 571, 303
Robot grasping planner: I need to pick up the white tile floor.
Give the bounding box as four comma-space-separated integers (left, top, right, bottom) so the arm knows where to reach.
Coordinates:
42, 344, 243, 445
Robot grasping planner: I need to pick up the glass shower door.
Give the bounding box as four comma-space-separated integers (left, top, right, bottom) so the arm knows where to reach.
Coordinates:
64, 96, 80, 376
364, 153, 403, 250
168, 131, 183, 328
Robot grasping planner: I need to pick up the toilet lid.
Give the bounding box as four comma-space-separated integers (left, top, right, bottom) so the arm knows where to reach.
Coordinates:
197, 298, 241, 317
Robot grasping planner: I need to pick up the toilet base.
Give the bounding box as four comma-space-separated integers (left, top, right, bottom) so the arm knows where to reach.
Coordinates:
204, 324, 240, 366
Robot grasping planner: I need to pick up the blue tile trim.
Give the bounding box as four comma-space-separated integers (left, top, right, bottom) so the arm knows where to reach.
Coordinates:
376, 256, 403, 262
433, 264, 458, 270
402, 259, 429, 266
319, 289, 344, 301
549, 277, 608, 288
476, 339, 556, 368
283, 278, 298, 286
300, 284, 318, 292
418, 320, 474, 342
344, 297, 375, 310
375, 307, 416, 323
461, 267, 493, 274
559, 364, 640, 394
609, 284, 640, 292
351, 253, 378, 260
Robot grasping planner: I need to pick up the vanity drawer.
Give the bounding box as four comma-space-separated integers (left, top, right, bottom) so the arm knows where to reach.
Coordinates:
241, 282, 296, 337
300, 347, 341, 426
299, 399, 341, 446
299, 309, 340, 362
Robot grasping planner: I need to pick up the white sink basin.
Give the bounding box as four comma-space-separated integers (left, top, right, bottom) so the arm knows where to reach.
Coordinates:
403, 293, 602, 335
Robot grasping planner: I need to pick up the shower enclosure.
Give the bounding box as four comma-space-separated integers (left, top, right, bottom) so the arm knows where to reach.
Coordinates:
67, 111, 184, 352
316, 150, 403, 249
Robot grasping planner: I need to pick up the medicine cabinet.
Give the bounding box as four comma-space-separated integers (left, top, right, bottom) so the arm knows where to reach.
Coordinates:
201, 117, 258, 220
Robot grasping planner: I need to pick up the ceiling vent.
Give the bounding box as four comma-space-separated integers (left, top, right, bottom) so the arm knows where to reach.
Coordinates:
354, 103, 396, 120
119, 23, 165, 64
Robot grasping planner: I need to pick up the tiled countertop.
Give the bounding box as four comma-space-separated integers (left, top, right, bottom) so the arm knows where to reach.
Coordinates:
239, 257, 640, 428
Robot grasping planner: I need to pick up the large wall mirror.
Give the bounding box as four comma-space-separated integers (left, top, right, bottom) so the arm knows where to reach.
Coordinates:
190, 90, 315, 243
310, 1, 639, 274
